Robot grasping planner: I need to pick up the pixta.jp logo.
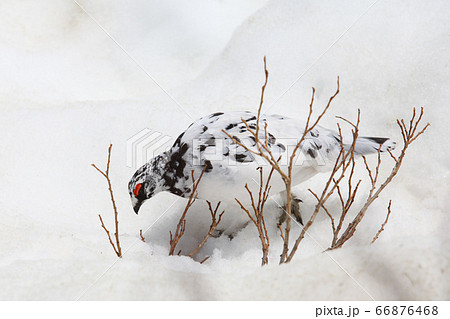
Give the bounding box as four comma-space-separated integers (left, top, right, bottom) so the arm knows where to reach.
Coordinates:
126, 129, 172, 168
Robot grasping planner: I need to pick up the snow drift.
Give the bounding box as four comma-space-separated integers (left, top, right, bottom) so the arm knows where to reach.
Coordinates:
0, 0, 448, 300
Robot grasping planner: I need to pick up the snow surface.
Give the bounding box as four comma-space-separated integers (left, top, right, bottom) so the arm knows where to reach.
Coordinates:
0, 0, 449, 300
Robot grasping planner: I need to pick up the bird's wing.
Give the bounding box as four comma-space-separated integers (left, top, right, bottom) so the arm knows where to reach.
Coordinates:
175, 111, 342, 168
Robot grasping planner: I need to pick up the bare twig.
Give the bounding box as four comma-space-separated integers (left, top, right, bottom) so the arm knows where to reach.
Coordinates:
92, 144, 122, 258
139, 229, 145, 243
98, 214, 119, 256
235, 166, 275, 266
188, 201, 225, 258
331, 107, 429, 249
277, 224, 285, 242
284, 109, 355, 263
222, 56, 340, 264
169, 167, 206, 256
200, 256, 210, 264
371, 200, 392, 244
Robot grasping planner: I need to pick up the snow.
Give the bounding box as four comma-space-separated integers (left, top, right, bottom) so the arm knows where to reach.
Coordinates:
0, 0, 449, 300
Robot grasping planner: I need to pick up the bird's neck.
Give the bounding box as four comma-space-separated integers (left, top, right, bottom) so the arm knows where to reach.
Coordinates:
151, 150, 189, 197
148, 152, 172, 194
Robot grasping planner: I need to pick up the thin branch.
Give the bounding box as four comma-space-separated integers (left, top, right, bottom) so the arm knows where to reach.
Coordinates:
188, 201, 225, 258
228, 57, 340, 264
309, 190, 335, 234
277, 224, 285, 242
332, 107, 429, 249
281, 76, 340, 263
169, 166, 206, 256
98, 214, 119, 256
139, 229, 145, 243
286, 110, 359, 262
371, 200, 393, 244
92, 144, 122, 258
235, 166, 275, 266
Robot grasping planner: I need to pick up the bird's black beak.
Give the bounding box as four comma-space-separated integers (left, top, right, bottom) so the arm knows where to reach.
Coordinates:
133, 201, 142, 214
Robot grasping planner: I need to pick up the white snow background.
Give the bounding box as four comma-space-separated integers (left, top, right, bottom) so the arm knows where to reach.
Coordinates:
0, 0, 449, 300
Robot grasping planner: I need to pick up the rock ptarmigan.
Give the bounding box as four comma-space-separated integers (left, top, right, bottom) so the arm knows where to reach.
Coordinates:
128, 111, 395, 225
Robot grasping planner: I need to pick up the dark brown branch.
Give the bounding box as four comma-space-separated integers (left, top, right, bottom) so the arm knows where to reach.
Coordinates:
92, 144, 122, 258
139, 229, 145, 242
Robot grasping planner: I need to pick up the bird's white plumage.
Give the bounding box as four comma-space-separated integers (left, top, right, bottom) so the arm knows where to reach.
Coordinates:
129, 110, 395, 214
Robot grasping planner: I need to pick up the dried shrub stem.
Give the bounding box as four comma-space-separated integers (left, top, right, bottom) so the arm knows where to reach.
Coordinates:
222, 57, 339, 264
285, 112, 360, 262
188, 201, 225, 258
330, 107, 429, 249
169, 167, 206, 256
139, 229, 146, 243
225, 57, 428, 263
371, 200, 392, 244
92, 144, 122, 258
236, 166, 275, 266
292, 105, 428, 253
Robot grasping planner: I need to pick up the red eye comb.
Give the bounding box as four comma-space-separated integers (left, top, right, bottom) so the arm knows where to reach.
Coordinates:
134, 183, 142, 197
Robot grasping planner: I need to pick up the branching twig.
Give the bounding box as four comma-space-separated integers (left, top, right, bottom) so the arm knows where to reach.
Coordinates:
371, 200, 392, 244
169, 167, 206, 256
285, 111, 359, 262
139, 229, 146, 243
188, 201, 225, 258
98, 214, 120, 256
235, 166, 275, 266
222, 57, 428, 263
331, 107, 429, 249
92, 144, 122, 258
222, 56, 340, 264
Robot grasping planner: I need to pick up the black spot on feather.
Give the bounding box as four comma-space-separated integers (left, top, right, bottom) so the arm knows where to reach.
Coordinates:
225, 123, 238, 130
204, 160, 213, 172
231, 135, 241, 144
173, 132, 185, 147
276, 143, 286, 151
307, 148, 316, 158
205, 136, 216, 146
313, 142, 322, 150
267, 133, 276, 144
366, 137, 389, 145
234, 153, 253, 163
167, 142, 189, 179
210, 112, 224, 118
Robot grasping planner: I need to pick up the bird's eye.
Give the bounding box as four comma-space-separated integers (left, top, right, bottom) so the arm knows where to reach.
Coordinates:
133, 183, 143, 197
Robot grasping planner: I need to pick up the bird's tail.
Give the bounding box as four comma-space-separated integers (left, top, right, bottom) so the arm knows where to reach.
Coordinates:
347, 136, 396, 155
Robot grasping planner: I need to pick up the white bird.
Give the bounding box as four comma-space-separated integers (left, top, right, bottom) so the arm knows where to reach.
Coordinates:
128, 111, 395, 227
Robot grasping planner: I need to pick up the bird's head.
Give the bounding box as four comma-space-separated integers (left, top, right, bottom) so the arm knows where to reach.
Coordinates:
128, 163, 158, 214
